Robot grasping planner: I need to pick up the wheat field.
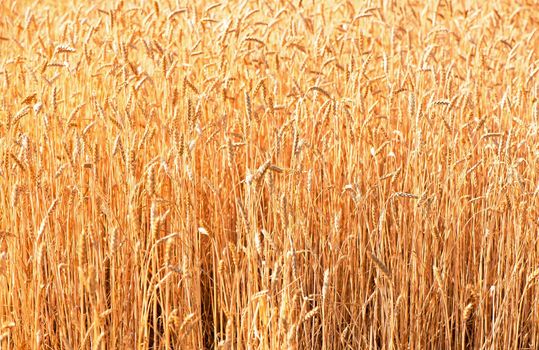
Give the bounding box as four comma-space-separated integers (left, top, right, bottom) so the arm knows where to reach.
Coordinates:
0, 0, 538, 349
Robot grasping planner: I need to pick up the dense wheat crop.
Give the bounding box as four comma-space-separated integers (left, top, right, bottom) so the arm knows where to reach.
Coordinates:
0, 0, 538, 348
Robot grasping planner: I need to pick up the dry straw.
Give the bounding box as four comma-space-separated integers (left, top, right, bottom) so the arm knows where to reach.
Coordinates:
1, 1, 537, 349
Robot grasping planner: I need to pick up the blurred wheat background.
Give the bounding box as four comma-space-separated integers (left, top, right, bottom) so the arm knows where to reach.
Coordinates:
0, 0, 539, 349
